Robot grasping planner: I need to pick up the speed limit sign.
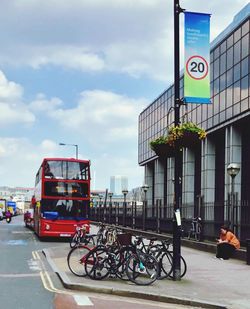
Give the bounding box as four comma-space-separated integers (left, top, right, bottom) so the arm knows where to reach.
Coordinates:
186, 55, 208, 80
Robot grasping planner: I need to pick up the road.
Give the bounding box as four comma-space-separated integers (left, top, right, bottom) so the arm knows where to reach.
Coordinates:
0, 215, 200, 309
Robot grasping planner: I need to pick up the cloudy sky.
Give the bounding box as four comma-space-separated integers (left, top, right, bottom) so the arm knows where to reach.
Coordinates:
0, 0, 249, 190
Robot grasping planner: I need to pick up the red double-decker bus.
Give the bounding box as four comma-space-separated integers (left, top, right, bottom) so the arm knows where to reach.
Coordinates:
32, 158, 90, 238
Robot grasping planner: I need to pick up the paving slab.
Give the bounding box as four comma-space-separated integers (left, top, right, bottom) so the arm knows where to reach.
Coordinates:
43, 242, 250, 309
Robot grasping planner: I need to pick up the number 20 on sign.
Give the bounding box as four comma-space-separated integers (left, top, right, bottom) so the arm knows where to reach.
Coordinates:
186, 55, 208, 80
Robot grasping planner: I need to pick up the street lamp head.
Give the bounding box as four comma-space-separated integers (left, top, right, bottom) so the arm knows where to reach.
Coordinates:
108, 192, 113, 197
59, 143, 66, 146
227, 163, 240, 177
142, 184, 149, 193
122, 189, 128, 195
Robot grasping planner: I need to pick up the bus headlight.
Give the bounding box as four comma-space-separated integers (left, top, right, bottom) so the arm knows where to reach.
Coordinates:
45, 224, 50, 230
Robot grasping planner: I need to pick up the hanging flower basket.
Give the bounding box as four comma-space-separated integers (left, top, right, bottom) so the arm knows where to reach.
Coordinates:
150, 122, 206, 157
151, 143, 175, 157
178, 131, 202, 148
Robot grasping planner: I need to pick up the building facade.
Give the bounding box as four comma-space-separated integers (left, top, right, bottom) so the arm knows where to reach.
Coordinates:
110, 175, 128, 196
138, 4, 250, 240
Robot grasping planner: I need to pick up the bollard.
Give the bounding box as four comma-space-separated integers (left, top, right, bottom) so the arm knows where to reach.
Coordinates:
246, 239, 250, 265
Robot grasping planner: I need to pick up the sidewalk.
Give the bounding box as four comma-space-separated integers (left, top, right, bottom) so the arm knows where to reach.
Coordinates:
43, 242, 250, 309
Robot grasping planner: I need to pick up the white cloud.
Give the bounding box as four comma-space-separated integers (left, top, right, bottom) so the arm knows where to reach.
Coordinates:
0, 71, 35, 126
49, 89, 149, 143
30, 93, 63, 112
0, 1, 248, 82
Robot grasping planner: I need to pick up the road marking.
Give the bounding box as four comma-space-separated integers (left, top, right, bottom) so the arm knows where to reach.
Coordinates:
73, 295, 93, 306
12, 231, 33, 234
0, 273, 40, 278
6, 239, 27, 245
28, 259, 42, 271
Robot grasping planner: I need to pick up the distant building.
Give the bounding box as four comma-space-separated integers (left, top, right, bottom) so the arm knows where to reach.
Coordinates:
110, 176, 128, 196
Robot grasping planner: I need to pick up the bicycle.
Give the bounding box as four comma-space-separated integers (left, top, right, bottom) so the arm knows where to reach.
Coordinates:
147, 238, 187, 279
188, 216, 202, 241
84, 233, 159, 285
67, 244, 92, 277
70, 224, 95, 248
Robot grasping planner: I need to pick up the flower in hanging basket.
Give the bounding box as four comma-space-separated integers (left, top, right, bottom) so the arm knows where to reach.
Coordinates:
150, 136, 176, 157
150, 122, 206, 156
168, 122, 206, 147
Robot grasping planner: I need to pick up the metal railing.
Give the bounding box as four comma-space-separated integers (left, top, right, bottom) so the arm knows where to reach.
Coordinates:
88, 200, 250, 243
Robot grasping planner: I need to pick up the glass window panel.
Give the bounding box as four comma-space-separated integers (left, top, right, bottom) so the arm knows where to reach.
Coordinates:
234, 27, 241, 43
210, 81, 214, 97
210, 51, 214, 63
214, 58, 220, 79
214, 46, 220, 59
226, 106, 233, 119
226, 68, 233, 87
220, 90, 226, 111
213, 94, 219, 114
207, 118, 213, 128
233, 102, 241, 115
227, 47, 233, 70
241, 76, 249, 99
241, 56, 249, 77
220, 53, 226, 74
221, 40, 227, 54
220, 110, 226, 122
213, 114, 219, 126
197, 107, 201, 124
242, 20, 249, 36
227, 34, 234, 48
226, 86, 233, 108
241, 34, 249, 59
220, 73, 226, 91
233, 81, 241, 104
202, 104, 207, 120
210, 61, 214, 81
233, 63, 241, 82
241, 98, 249, 112
208, 104, 213, 118
233, 40, 241, 65
214, 78, 220, 95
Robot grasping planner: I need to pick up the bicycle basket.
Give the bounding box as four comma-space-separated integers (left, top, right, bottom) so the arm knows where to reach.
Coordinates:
116, 233, 132, 245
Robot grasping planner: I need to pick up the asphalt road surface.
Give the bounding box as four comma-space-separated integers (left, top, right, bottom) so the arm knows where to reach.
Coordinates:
0, 215, 202, 309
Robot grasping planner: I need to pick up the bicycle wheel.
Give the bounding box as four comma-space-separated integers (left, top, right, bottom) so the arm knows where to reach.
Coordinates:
126, 252, 159, 286
70, 231, 80, 248
158, 250, 173, 279
81, 234, 96, 247
84, 246, 110, 280
115, 246, 134, 280
168, 253, 187, 279
67, 245, 90, 276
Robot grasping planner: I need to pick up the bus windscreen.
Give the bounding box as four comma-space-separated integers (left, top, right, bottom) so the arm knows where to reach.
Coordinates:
44, 160, 89, 180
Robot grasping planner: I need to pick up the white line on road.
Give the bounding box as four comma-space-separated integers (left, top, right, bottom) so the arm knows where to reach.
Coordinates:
0, 273, 40, 278
73, 295, 93, 306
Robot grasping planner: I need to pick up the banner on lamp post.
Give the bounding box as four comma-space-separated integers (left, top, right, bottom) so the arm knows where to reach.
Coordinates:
184, 11, 211, 104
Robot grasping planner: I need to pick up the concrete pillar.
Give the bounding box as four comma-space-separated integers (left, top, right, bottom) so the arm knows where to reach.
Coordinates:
182, 148, 195, 219
154, 158, 165, 205
201, 137, 216, 220
144, 163, 154, 208
225, 125, 242, 201
166, 157, 175, 207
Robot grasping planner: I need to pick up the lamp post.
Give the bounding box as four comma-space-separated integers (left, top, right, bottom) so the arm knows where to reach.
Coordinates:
227, 163, 240, 234
98, 194, 102, 222
142, 184, 149, 230
122, 189, 128, 226
108, 192, 113, 223
172, 0, 184, 281
59, 143, 78, 159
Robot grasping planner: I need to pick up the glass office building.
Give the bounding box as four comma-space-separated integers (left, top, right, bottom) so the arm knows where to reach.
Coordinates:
138, 4, 250, 240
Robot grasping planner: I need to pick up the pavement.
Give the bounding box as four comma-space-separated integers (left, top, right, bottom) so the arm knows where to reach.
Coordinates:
43, 235, 250, 309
